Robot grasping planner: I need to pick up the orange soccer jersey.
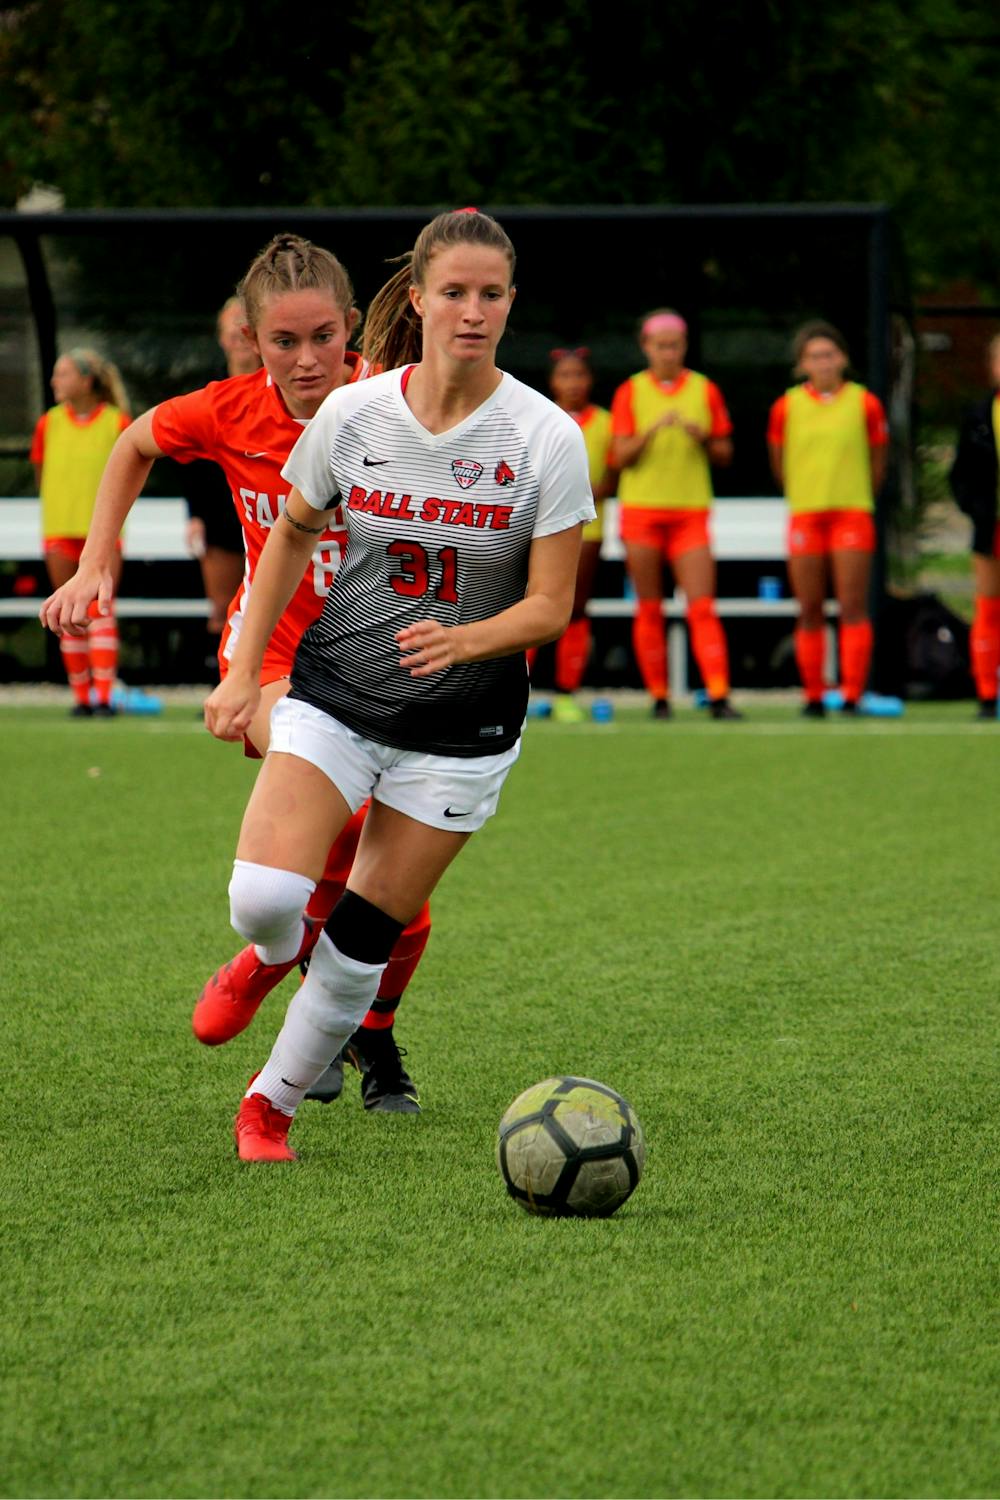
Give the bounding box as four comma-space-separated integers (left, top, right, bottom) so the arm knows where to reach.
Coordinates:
151, 356, 367, 675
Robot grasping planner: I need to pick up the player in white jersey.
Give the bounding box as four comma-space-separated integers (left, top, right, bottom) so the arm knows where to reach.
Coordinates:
204, 207, 594, 1162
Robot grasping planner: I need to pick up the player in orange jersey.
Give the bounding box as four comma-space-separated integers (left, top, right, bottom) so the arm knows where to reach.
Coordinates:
611, 309, 741, 720
949, 333, 1000, 718
768, 321, 888, 717
40, 235, 430, 1112
31, 350, 131, 716
545, 347, 617, 721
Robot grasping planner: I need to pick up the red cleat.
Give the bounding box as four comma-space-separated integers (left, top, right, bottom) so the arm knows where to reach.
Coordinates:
234, 1087, 297, 1162
193, 918, 320, 1046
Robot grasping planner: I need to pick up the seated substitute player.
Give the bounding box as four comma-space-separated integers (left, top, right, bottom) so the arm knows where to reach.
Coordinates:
40, 235, 429, 1113
611, 309, 741, 719
545, 346, 617, 721
202, 207, 594, 1162
768, 320, 888, 716
949, 331, 1000, 718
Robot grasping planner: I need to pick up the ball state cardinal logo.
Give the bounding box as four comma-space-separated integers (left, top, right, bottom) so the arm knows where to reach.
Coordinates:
495, 460, 516, 486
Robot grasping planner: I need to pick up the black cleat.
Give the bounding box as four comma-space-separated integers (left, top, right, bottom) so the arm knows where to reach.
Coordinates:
345, 1028, 421, 1113
975, 699, 997, 720
802, 700, 826, 719
708, 697, 744, 720
840, 699, 859, 715
651, 698, 672, 720
70, 702, 93, 718
304, 1051, 344, 1104
92, 701, 119, 718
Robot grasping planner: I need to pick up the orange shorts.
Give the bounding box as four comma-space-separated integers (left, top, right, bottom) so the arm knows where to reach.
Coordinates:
787, 509, 876, 557
619, 507, 710, 562
44, 536, 122, 562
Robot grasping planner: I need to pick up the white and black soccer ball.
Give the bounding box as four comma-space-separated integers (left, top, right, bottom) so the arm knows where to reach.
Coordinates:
496, 1076, 645, 1217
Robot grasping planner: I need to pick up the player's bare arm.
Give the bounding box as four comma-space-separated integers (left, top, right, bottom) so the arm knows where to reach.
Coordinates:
705, 435, 733, 467
39, 409, 166, 636
612, 417, 675, 469
397, 524, 583, 678
871, 446, 887, 494
768, 440, 785, 490
205, 486, 339, 739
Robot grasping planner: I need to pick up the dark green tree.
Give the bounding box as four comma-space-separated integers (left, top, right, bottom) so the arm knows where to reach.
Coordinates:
1, 0, 997, 290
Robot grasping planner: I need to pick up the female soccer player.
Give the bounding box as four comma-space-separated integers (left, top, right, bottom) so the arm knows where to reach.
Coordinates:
40, 235, 430, 1112
31, 349, 131, 716
546, 347, 616, 721
768, 321, 888, 716
610, 310, 740, 719
203, 207, 593, 1162
949, 332, 1000, 717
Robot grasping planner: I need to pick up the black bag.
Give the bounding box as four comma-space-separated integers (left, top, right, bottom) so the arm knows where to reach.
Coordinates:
905, 595, 972, 700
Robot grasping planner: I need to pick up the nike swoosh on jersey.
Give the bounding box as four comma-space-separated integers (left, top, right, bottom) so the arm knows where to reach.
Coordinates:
363, 455, 389, 466
244, 450, 270, 458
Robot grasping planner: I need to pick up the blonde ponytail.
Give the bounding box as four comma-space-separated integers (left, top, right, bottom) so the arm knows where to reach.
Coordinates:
66, 348, 130, 415
362, 258, 423, 372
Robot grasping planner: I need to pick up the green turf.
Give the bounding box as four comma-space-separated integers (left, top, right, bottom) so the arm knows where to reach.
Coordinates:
2, 701, 998, 1499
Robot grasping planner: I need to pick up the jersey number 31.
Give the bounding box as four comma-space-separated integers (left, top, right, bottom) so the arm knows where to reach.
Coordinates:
387, 540, 459, 604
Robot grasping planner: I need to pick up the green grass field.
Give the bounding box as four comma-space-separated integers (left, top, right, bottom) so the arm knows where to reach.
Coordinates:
2, 700, 998, 1499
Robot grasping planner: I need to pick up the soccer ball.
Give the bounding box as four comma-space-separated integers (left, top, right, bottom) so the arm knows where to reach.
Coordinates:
496, 1076, 645, 1217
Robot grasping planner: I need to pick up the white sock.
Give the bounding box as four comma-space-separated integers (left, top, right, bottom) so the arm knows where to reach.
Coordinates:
228, 859, 315, 966
250, 931, 387, 1115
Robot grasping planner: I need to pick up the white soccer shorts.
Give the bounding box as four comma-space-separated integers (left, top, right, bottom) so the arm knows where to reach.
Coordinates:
267, 696, 521, 833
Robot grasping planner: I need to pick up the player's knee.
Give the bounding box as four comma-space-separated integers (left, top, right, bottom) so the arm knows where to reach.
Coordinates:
228, 859, 315, 945
686, 596, 716, 624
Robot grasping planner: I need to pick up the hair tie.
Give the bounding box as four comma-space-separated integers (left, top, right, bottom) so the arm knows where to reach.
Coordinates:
454, 206, 479, 215
549, 346, 591, 364
642, 313, 687, 337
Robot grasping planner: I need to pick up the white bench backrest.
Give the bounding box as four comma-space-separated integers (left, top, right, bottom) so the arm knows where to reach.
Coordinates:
599, 498, 786, 562
1, 495, 789, 563
0, 498, 194, 560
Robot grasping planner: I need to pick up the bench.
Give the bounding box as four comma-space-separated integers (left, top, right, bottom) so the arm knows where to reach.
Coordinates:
589, 498, 833, 694
1, 495, 821, 691
0, 497, 211, 621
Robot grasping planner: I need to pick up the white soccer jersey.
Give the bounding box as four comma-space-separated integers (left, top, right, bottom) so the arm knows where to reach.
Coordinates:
282, 366, 594, 756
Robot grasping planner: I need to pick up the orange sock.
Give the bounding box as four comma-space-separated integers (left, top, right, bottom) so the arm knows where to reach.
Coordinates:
378, 901, 431, 1006
87, 612, 118, 705
839, 620, 873, 703
687, 596, 729, 700
60, 635, 91, 705
633, 599, 667, 700
794, 626, 826, 703
970, 596, 1000, 702
555, 617, 591, 693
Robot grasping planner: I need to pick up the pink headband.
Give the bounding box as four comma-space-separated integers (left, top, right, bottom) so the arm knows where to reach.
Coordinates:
642, 313, 687, 337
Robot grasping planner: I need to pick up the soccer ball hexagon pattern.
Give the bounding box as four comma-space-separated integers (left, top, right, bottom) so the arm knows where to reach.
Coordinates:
496, 1076, 645, 1217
